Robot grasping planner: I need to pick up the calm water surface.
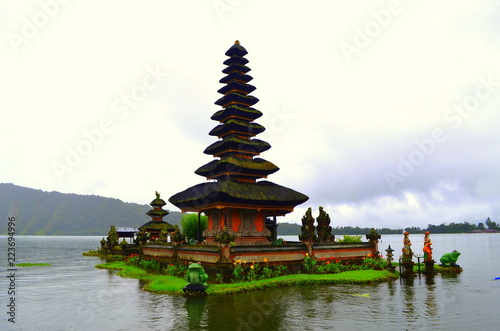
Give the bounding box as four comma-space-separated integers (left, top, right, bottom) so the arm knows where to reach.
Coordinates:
1, 234, 500, 330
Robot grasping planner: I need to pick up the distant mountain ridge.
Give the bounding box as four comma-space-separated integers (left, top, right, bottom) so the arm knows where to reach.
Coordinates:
0, 183, 181, 235
1, 183, 493, 236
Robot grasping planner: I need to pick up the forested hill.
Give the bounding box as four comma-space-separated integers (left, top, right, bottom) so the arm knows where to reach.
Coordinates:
0, 183, 181, 235
277, 220, 498, 235
1, 183, 495, 236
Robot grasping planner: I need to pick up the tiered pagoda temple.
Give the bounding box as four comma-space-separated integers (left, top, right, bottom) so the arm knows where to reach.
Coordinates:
139, 192, 175, 240
169, 41, 308, 245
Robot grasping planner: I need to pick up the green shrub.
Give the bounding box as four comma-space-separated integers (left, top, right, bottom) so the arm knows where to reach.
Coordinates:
303, 253, 317, 273
82, 250, 101, 256
181, 213, 208, 241
139, 258, 161, 271
231, 260, 289, 283
232, 260, 245, 282
363, 257, 386, 270
317, 262, 341, 274
337, 235, 362, 243
260, 266, 274, 280
273, 238, 285, 245
163, 263, 188, 277
215, 274, 224, 283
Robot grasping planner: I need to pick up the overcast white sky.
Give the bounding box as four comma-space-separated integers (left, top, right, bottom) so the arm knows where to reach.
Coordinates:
1, 0, 499, 229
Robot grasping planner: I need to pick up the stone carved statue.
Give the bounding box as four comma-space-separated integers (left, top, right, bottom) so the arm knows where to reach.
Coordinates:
402, 231, 413, 263
440, 250, 461, 267
316, 206, 335, 243
423, 231, 433, 261
299, 207, 317, 242
183, 262, 208, 294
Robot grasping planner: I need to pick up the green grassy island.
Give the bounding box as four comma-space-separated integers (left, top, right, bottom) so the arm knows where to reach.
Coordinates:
96, 261, 399, 295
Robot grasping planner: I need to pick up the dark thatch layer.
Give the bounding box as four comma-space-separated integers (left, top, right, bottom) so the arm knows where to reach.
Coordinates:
225, 42, 248, 57
223, 64, 251, 74
168, 180, 308, 211
149, 197, 166, 207
204, 136, 271, 156
223, 56, 248, 66
146, 209, 169, 217
217, 81, 256, 95
138, 220, 175, 231
211, 105, 262, 122
195, 156, 279, 178
219, 72, 253, 84
209, 119, 265, 137
215, 92, 259, 107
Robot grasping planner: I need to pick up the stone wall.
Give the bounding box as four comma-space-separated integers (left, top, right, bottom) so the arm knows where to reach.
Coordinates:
141, 242, 375, 266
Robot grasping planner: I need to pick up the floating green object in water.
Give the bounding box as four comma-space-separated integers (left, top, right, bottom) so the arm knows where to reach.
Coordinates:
17, 263, 51, 267
352, 293, 370, 297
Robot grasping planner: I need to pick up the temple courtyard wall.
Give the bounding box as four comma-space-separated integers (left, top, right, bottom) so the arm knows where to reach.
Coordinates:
141, 242, 376, 266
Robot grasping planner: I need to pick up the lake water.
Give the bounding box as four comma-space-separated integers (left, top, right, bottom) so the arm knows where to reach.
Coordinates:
1, 234, 500, 330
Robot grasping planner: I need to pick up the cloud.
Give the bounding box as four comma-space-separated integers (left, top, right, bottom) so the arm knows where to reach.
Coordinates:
1, 1, 500, 229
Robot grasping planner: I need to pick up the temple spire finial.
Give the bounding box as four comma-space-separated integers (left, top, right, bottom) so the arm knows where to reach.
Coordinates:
235, 40, 240, 44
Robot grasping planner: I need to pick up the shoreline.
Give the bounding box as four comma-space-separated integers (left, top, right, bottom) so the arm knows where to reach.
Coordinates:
95, 261, 400, 295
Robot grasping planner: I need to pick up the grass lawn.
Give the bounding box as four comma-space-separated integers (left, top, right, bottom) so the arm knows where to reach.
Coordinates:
96, 261, 399, 295
96, 261, 187, 293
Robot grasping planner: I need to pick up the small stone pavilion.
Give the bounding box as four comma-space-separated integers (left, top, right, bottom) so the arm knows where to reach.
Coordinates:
169, 41, 309, 245
139, 192, 175, 241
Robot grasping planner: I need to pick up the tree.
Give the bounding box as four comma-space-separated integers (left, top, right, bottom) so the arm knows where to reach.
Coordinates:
485, 217, 499, 230
181, 213, 208, 240
106, 225, 119, 251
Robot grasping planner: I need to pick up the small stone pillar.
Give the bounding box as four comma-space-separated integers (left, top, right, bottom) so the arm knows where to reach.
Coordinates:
303, 240, 314, 256
366, 228, 381, 257
220, 245, 231, 261
424, 260, 435, 273
385, 245, 396, 272
402, 262, 415, 275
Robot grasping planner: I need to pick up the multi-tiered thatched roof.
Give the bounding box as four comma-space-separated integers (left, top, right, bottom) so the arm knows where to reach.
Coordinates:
169, 41, 307, 214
